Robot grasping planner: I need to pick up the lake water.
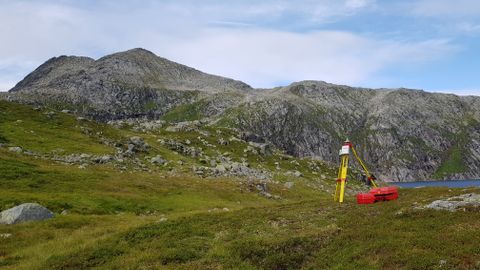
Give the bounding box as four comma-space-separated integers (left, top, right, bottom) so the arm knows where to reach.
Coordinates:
393, 179, 480, 188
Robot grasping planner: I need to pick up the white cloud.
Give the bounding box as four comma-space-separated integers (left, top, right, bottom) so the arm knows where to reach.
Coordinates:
456, 22, 480, 34
412, 0, 480, 16
345, 0, 374, 9
157, 29, 456, 88
0, 0, 461, 90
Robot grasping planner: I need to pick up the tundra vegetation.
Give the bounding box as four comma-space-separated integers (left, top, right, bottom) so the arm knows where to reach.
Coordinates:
1, 100, 479, 269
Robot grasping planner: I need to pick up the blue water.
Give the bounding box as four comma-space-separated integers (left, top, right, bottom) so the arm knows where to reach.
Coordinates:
393, 179, 480, 188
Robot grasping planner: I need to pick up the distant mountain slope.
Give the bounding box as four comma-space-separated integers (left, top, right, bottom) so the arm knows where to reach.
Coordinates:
222, 81, 480, 181
6, 49, 480, 181
8, 48, 252, 120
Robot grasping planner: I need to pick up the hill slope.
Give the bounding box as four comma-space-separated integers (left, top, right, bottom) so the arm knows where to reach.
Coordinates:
0, 100, 479, 269
6, 49, 480, 181
222, 81, 480, 181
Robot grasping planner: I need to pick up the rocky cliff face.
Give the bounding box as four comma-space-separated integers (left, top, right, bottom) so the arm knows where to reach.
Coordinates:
6, 49, 480, 181
224, 81, 480, 181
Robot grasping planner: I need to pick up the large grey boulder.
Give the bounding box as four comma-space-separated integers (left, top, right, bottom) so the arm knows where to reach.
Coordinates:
425, 193, 480, 212
0, 203, 54, 225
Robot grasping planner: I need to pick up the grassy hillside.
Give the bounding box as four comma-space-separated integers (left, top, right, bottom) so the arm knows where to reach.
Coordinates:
0, 100, 479, 269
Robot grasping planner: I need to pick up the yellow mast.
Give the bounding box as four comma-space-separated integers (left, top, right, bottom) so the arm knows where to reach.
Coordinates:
334, 140, 378, 203
334, 141, 350, 202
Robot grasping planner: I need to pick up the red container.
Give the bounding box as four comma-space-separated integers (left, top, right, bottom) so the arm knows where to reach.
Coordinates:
385, 192, 399, 201
369, 186, 398, 201
357, 193, 375, 204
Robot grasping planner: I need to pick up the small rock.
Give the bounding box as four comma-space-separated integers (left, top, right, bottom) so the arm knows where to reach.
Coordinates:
293, 170, 303, 177
60, 210, 69, 215
229, 136, 241, 142
284, 182, 294, 189
222, 208, 230, 212
158, 217, 168, 222
44, 111, 55, 118
80, 153, 91, 159
215, 164, 227, 173
256, 183, 269, 193
99, 155, 113, 163
8, 146, 22, 153
261, 192, 273, 199
218, 138, 229, 145
0, 233, 12, 238
150, 155, 167, 165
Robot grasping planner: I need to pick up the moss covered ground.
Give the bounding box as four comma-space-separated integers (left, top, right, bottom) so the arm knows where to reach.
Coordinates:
0, 100, 479, 269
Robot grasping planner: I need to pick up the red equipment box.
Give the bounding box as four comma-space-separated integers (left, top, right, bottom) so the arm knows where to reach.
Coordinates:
369, 186, 399, 202
357, 193, 375, 204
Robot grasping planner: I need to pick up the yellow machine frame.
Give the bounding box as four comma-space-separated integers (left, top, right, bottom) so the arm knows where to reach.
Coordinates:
334, 140, 378, 203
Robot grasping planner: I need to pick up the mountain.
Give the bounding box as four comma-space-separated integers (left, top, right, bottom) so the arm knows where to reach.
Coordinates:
223, 81, 480, 181
8, 48, 252, 120
6, 48, 480, 181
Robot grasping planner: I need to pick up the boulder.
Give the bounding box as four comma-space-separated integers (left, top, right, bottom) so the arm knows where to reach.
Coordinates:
425, 193, 480, 211
0, 203, 54, 225
150, 155, 167, 165
127, 136, 150, 153
284, 182, 295, 189
215, 164, 227, 174
218, 138, 229, 145
8, 146, 22, 153
293, 171, 303, 177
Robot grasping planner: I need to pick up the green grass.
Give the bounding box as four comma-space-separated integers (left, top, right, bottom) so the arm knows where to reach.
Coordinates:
1, 100, 479, 269
2, 187, 478, 269
432, 124, 470, 179
162, 100, 207, 122
0, 101, 117, 154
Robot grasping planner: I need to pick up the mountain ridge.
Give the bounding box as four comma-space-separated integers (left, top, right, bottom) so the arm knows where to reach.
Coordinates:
5, 48, 480, 181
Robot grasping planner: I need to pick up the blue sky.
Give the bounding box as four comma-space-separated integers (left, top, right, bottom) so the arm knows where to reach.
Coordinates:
0, 0, 479, 95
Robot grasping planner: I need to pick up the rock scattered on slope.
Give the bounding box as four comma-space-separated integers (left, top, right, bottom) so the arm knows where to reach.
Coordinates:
108, 118, 165, 132
150, 155, 167, 165
8, 146, 22, 153
424, 193, 480, 212
126, 136, 150, 155
284, 182, 295, 189
0, 203, 54, 225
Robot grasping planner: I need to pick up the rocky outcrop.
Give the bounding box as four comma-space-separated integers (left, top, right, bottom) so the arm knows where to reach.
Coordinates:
222, 81, 480, 181
0, 203, 54, 225
424, 193, 480, 211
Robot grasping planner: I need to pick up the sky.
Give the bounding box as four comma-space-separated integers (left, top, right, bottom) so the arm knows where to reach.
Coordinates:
0, 0, 479, 96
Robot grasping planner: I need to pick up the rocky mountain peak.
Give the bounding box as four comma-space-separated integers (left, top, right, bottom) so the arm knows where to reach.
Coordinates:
4, 49, 480, 181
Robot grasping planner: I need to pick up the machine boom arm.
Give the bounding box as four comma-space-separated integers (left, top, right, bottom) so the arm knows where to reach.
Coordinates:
350, 145, 378, 188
